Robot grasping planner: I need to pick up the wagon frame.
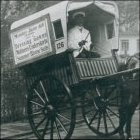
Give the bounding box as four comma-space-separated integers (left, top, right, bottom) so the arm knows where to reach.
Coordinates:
22, 51, 139, 139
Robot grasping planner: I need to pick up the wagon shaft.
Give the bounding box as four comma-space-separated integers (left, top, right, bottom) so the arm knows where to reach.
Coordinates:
92, 68, 139, 82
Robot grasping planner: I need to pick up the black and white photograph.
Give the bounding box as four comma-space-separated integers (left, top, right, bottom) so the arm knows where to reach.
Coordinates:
1, 0, 139, 139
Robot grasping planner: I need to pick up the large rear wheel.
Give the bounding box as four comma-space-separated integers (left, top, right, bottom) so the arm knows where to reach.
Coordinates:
27, 75, 76, 139
82, 83, 121, 137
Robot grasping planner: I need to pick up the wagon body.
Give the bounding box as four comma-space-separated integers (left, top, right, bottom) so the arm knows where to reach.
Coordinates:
10, 0, 120, 87
23, 52, 118, 89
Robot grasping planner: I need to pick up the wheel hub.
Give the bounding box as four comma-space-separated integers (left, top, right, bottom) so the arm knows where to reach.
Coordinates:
94, 97, 108, 111
43, 104, 56, 118
47, 105, 54, 111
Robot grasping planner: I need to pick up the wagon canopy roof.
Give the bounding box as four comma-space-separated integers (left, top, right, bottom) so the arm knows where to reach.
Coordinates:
67, 1, 119, 19
11, 1, 118, 30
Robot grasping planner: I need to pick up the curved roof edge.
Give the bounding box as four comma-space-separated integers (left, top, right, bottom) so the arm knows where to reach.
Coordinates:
67, 1, 119, 19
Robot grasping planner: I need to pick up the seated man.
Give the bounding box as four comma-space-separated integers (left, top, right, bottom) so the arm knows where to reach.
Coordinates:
68, 11, 100, 58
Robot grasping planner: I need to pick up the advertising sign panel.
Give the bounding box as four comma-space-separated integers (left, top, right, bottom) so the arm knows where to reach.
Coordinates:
10, 16, 53, 66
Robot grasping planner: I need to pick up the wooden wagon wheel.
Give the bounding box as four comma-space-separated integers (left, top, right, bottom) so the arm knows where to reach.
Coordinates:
82, 83, 121, 137
27, 75, 76, 139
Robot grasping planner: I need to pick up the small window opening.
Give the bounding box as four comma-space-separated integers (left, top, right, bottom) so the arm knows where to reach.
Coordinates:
53, 20, 64, 40
121, 40, 129, 55
106, 22, 115, 39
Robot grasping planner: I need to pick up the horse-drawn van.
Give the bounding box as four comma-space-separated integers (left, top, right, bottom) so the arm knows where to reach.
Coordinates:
10, 1, 139, 139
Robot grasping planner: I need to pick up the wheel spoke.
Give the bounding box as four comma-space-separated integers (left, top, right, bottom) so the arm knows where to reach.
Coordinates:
32, 111, 43, 116
56, 117, 68, 134
30, 100, 44, 108
50, 120, 54, 139
89, 110, 99, 126
35, 116, 46, 129
31, 107, 44, 116
103, 112, 108, 134
107, 107, 119, 118
106, 110, 116, 129
54, 121, 61, 139
96, 86, 101, 97
42, 119, 50, 139
97, 112, 102, 131
40, 81, 49, 103
34, 89, 45, 104
93, 100, 99, 110
57, 113, 70, 122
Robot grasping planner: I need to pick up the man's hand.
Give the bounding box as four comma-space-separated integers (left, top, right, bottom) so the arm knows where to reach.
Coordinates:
78, 40, 87, 47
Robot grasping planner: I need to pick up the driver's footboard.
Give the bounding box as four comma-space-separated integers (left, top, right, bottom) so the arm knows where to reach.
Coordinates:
75, 57, 118, 80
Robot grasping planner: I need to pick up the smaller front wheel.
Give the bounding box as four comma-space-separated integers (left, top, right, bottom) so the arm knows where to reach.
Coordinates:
27, 75, 76, 139
82, 84, 121, 137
